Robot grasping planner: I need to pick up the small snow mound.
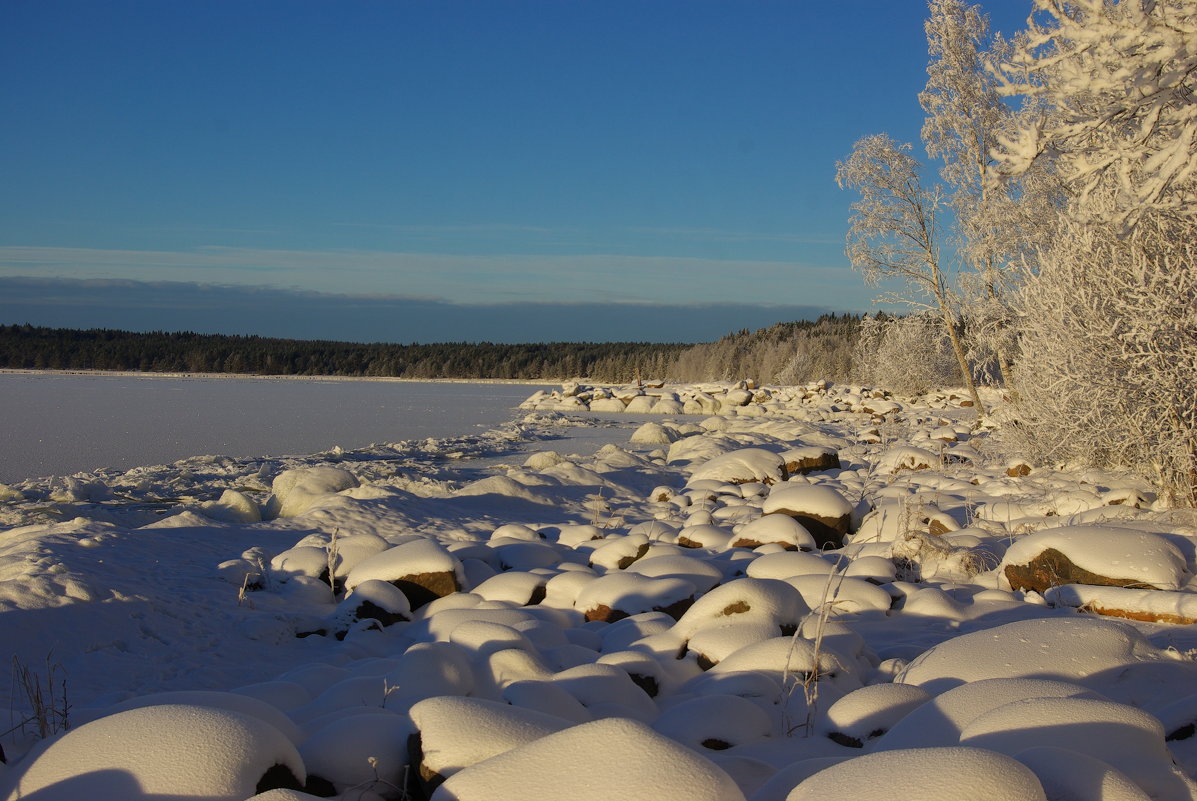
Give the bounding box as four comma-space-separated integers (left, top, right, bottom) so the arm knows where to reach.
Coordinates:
895, 617, 1166, 695
821, 683, 933, 747
652, 694, 773, 751
785, 746, 1045, 801
875, 677, 1101, 751
455, 475, 556, 504
299, 711, 414, 793
960, 696, 1183, 800
430, 717, 747, 801
631, 422, 680, 444
2, 704, 305, 801
1013, 746, 1151, 801
524, 451, 565, 469
409, 696, 571, 789
269, 466, 359, 518
690, 448, 787, 486
199, 489, 262, 523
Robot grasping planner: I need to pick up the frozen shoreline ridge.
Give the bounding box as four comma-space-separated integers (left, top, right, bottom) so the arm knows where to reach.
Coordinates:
3, 380, 1197, 801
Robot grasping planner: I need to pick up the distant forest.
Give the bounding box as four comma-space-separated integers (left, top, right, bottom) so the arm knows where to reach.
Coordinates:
0, 314, 863, 384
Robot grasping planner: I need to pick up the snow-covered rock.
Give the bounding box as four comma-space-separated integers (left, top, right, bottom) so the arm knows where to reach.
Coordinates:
1001, 525, 1188, 593
1, 704, 305, 801
785, 746, 1046, 801
429, 718, 747, 801
690, 448, 788, 486
268, 466, 359, 518
344, 538, 466, 609
761, 484, 854, 549
895, 617, 1169, 695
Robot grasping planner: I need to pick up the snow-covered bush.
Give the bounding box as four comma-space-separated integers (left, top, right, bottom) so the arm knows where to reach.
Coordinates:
991, 0, 1197, 504
853, 313, 959, 397
1008, 212, 1197, 504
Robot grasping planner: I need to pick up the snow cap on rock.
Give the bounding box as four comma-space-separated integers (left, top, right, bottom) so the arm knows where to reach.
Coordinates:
2, 704, 305, 801
430, 717, 747, 801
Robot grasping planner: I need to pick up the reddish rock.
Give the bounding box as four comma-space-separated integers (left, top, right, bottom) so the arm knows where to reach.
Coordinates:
729, 536, 798, 551
392, 570, 461, 610
1005, 548, 1166, 594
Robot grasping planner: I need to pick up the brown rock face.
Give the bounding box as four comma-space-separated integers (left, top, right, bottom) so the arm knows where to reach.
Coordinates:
616, 542, 651, 569
784, 452, 841, 476
583, 596, 694, 624
928, 519, 951, 537
729, 536, 799, 551
1077, 604, 1197, 625
409, 732, 447, 798
766, 510, 849, 550
583, 603, 626, 623
1004, 548, 1164, 593
353, 599, 408, 626
391, 570, 461, 610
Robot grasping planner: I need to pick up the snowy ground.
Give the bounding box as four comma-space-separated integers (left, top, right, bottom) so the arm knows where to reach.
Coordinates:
2, 380, 1197, 801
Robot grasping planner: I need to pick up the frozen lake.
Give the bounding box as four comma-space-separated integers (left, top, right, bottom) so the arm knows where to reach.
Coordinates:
0, 372, 550, 483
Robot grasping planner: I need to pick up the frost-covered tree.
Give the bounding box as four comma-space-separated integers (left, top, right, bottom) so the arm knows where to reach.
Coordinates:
992, 0, 1197, 503
992, 0, 1197, 228
920, 0, 1023, 383
836, 134, 984, 413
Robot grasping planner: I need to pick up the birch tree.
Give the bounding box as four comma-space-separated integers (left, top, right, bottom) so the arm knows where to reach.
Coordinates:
836, 134, 984, 413
920, 0, 1021, 383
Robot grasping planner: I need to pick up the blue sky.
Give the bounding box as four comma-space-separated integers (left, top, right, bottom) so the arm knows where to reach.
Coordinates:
0, 0, 1032, 343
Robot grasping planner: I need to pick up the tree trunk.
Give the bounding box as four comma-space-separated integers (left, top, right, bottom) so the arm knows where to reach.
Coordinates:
940, 305, 985, 418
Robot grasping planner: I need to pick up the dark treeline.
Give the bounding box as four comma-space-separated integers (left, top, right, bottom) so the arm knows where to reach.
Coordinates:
0, 314, 864, 384
0, 325, 687, 382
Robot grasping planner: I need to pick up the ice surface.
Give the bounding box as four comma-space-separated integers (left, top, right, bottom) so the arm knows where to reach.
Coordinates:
0, 373, 548, 483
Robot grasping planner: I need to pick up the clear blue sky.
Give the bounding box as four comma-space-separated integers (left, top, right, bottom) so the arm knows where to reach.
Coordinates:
0, 0, 1032, 343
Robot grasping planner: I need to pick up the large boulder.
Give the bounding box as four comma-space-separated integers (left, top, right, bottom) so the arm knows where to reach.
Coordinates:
1001, 526, 1187, 593
780, 446, 841, 475
761, 484, 854, 549
895, 617, 1168, 695
689, 448, 788, 486
344, 538, 466, 610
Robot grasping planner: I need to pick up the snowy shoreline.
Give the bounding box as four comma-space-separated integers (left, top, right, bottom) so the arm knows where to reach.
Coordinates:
0, 367, 559, 386
3, 380, 1197, 801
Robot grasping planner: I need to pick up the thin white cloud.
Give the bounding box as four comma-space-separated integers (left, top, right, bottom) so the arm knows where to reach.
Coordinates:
628, 226, 842, 246
0, 245, 863, 306
330, 222, 569, 235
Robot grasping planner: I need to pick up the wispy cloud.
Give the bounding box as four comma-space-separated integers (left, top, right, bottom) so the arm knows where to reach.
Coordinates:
0, 245, 863, 306
629, 226, 842, 246
331, 222, 569, 235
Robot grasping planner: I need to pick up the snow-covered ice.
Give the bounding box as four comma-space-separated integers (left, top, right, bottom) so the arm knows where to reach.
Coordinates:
3, 378, 1197, 801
